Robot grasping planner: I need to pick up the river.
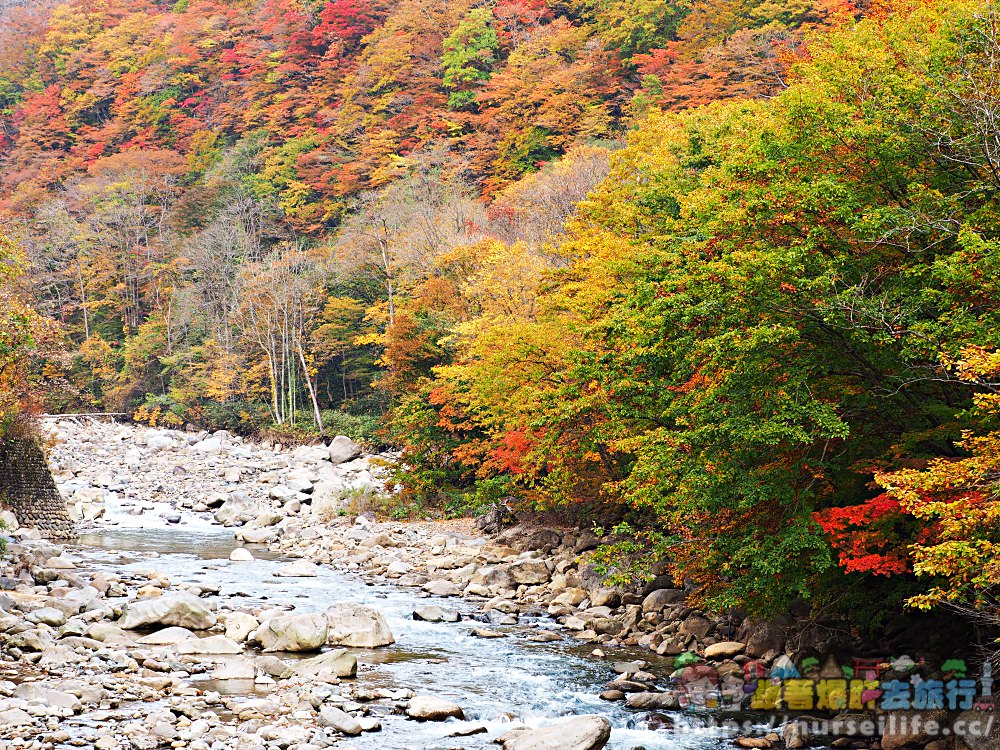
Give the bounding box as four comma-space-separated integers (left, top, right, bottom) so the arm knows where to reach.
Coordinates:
62, 521, 734, 750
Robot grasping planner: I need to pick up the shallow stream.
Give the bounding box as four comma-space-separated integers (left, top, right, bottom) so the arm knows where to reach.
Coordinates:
66, 524, 732, 749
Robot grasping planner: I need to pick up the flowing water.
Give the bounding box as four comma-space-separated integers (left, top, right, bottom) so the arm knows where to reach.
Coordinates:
66, 523, 737, 750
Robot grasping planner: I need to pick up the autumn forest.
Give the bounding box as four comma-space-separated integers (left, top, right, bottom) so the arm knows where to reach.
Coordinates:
2, 0, 1000, 622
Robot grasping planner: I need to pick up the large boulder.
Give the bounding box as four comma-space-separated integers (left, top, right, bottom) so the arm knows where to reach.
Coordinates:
327, 435, 362, 465
496, 716, 612, 750
253, 613, 328, 652
121, 592, 216, 631
509, 559, 550, 585
311, 480, 346, 520
324, 602, 395, 647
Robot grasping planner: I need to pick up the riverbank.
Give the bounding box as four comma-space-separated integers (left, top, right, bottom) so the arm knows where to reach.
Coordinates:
0, 420, 992, 750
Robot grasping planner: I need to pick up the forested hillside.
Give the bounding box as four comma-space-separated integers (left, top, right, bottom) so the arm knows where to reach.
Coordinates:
2, 0, 1000, 618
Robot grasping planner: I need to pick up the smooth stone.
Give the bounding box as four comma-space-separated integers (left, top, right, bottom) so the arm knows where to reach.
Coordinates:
496, 715, 612, 750
406, 696, 464, 721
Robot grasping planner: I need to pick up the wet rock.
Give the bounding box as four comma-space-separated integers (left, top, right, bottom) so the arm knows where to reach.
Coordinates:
253, 612, 328, 652
781, 721, 810, 749
626, 692, 681, 710
735, 738, 772, 748
496, 715, 612, 750
229, 547, 254, 561
422, 580, 462, 597
413, 605, 461, 623
324, 602, 395, 647
470, 627, 506, 638
405, 696, 464, 721
121, 591, 217, 631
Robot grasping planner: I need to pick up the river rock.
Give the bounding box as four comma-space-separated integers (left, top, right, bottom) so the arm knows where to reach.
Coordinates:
328, 436, 362, 464
14, 683, 81, 711
229, 547, 254, 561
324, 602, 395, 647
0, 708, 33, 726
138, 626, 195, 645
413, 605, 461, 623
781, 721, 810, 749
881, 710, 950, 750
310, 480, 346, 520
406, 696, 464, 721
192, 436, 224, 454
496, 715, 612, 750
642, 588, 685, 613
27, 607, 66, 627
679, 613, 714, 639
553, 588, 588, 607
215, 498, 257, 527
253, 613, 328, 652
422, 580, 462, 597
705, 641, 745, 659
224, 612, 260, 643
625, 692, 681, 710
176, 635, 243, 654
318, 705, 363, 735
121, 592, 217, 630
290, 648, 357, 678
274, 560, 319, 577
146, 433, 177, 451
509, 559, 550, 585
86, 622, 132, 643
211, 658, 256, 680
